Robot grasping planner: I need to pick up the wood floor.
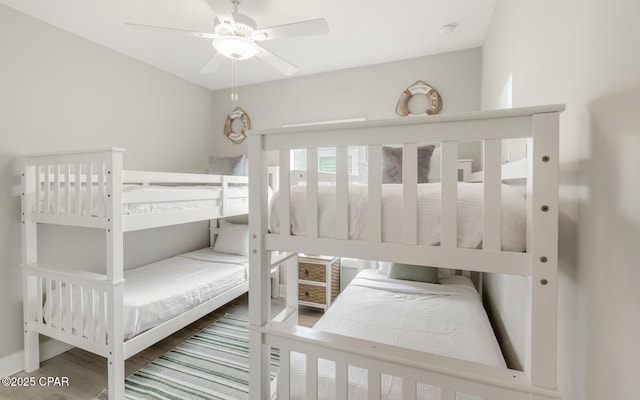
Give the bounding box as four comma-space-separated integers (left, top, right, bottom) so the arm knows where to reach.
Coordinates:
0, 294, 323, 400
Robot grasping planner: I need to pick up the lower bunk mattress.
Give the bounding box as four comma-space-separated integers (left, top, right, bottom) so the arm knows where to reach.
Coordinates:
44, 248, 248, 340
289, 269, 506, 400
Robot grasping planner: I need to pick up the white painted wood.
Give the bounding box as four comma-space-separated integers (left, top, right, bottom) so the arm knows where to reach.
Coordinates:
87, 163, 93, 218
53, 164, 60, 215
44, 164, 51, 214
306, 355, 318, 400
440, 142, 459, 248
266, 235, 531, 276
335, 146, 349, 240
367, 145, 382, 242
526, 112, 559, 390
277, 349, 291, 400
279, 150, 291, 239
368, 370, 381, 400
402, 143, 418, 245
402, 378, 416, 400
248, 134, 271, 400
75, 163, 82, 216
336, 362, 348, 399
306, 147, 319, 239
65, 164, 71, 216
483, 139, 502, 252
122, 170, 247, 185
441, 388, 456, 400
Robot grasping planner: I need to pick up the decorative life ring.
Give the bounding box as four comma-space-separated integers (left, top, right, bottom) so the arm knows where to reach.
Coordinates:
224, 107, 251, 144
395, 80, 442, 117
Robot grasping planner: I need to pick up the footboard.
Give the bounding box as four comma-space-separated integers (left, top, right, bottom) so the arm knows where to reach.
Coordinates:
22, 263, 120, 358
262, 322, 560, 400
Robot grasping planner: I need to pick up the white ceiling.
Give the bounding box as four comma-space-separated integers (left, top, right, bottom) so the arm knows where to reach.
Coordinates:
1, 0, 496, 91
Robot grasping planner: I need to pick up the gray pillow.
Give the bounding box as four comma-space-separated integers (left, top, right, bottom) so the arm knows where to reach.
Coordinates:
382, 145, 435, 183
209, 154, 248, 176
387, 263, 440, 284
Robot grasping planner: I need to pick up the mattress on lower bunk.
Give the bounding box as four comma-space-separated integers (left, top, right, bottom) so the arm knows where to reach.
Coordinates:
289, 269, 506, 400
44, 248, 248, 340
270, 182, 526, 251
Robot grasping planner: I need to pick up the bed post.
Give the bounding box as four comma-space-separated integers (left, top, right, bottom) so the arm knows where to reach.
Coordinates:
105, 149, 125, 400
21, 163, 39, 372
248, 134, 271, 400
526, 111, 560, 393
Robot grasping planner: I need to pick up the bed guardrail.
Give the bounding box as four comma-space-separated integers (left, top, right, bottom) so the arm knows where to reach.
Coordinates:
22, 263, 121, 358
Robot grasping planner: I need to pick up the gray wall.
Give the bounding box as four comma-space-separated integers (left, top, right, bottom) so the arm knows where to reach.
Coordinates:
481, 1, 640, 399
0, 5, 217, 368
210, 48, 483, 170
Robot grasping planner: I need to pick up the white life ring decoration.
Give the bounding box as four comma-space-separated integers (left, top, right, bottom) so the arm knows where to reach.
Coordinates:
395, 80, 442, 117
224, 107, 251, 144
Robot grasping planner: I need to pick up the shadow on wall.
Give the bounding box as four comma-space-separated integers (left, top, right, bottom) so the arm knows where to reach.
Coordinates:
580, 86, 640, 398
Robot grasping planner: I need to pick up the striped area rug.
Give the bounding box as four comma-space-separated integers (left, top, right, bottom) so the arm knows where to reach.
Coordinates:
97, 315, 279, 400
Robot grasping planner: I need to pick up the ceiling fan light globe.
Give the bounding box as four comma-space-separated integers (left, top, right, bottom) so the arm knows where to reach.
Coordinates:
213, 36, 259, 60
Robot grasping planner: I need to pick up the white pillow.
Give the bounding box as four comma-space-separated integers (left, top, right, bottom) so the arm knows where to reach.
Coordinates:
213, 221, 249, 256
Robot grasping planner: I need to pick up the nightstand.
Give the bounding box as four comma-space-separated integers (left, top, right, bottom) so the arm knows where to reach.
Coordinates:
297, 255, 340, 311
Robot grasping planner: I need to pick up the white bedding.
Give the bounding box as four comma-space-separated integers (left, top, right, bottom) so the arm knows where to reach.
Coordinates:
289, 269, 506, 400
44, 248, 248, 340
270, 182, 526, 251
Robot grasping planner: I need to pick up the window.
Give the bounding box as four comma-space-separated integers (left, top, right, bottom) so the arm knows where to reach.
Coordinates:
291, 147, 361, 176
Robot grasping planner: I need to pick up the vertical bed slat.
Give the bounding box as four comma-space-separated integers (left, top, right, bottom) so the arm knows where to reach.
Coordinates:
306, 148, 318, 239
335, 362, 348, 399
65, 164, 71, 215
53, 164, 60, 215
335, 146, 349, 240
402, 143, 418, 245
78, 286, 85, 338
34, 165, 41, 214
97, 290, 105, 343
87, 163, 93, 217
306, 355, 318, 400
65, 283, 73, 333
277, 349, 291, 400
483, 140, 502, 251
56, 280, 63, 330
279, 150, 291, 238
440, 142, 459, 248
36, 277, 43, 324
367, 145, 382, 242
45, 279, 52, 326
368, 370, 382, 400
98, 162, 106, 218
75, 163, 82, 216
402, 378, 416, 400
88, 288, 95, 341
441, 388, 456, 400
44, 165, 51, 214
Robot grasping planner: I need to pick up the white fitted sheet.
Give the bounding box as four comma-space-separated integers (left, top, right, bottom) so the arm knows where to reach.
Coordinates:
289, 269, 506, 400
44, 248, 248, 340
270, 182, 526, 251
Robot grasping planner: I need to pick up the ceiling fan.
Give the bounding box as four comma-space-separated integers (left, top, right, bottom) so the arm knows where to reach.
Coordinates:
125, 0, 329, 76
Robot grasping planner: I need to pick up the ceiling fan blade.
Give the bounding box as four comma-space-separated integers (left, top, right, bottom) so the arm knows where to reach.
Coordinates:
200, 53, 226, 73
216, 12, 237, 31
255, 46, 299, 75
252, 18, 329, 41
125, 22, 218, 39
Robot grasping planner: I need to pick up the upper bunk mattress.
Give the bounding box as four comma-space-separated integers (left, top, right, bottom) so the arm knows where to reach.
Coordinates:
45, 248, 248, 340
290, 269, 506, 400
34, 185, 248, 217
270, 182, 526, 251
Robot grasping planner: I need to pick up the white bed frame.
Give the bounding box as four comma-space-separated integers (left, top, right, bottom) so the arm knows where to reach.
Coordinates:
248, 105, 564, 400
20, 148, 249, 400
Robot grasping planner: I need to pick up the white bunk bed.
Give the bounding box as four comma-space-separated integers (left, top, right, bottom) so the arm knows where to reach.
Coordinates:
20, 148, 250, 400
248, 105, 564, 400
